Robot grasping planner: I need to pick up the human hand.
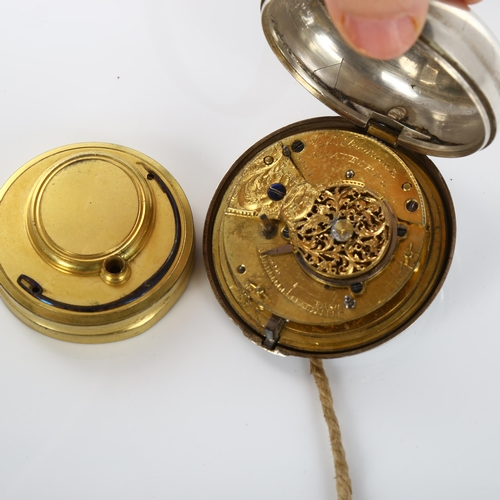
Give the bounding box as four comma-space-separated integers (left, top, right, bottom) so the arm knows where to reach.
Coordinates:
324, 0, 483, 60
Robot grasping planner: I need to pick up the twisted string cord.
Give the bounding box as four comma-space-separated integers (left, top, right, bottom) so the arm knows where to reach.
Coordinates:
310, 358, 352, 500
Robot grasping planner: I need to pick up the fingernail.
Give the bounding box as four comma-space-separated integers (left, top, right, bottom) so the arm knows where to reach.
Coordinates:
342, 14, 419, 60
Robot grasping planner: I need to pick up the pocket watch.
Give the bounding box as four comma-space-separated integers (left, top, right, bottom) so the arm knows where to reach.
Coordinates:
203, 0, 500, 358
0, 1, 498, 353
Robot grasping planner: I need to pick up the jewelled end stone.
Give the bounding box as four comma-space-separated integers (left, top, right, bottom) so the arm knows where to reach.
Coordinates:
331, 218, 354, 243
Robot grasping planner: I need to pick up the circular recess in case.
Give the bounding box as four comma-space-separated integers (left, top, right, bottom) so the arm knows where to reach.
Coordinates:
0, 143, 194, 343
204, 118, 455, 358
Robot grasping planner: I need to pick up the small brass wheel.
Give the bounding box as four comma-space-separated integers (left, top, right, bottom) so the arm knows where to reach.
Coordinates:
204, 117, 455, 358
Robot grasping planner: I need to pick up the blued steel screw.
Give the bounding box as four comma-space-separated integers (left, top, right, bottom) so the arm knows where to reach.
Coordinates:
267, 183, 287, 201
405, 199, 419, 212
291, 140, 305, 153
397, 225, 408, 237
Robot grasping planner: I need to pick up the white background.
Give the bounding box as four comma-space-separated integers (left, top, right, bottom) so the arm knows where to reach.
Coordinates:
0, 1, 499, 499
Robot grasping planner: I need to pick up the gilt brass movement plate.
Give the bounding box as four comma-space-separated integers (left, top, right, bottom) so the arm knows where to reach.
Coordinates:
0, 143, 194, 343
204, 118, 455, 358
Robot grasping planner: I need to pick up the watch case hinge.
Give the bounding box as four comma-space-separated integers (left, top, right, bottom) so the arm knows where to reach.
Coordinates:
366, 121, 399, 147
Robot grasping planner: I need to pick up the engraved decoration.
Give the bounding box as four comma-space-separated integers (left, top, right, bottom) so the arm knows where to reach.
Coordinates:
294, 186, 390, 278
229, 145, 323, 221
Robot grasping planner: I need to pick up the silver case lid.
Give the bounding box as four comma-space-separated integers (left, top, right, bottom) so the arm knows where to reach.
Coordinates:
262, 0, 500, 157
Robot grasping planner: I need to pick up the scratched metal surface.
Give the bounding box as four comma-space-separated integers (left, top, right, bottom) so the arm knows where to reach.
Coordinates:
0, 1, 499, 499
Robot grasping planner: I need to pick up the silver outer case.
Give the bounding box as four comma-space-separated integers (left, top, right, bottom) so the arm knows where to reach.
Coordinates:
261, 0, 500, 157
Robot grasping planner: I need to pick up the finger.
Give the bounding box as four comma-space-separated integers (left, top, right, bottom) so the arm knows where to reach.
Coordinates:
324, 0, 429, 60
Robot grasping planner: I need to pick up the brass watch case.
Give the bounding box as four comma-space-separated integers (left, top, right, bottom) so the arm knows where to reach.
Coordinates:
204, 117, 455, 358
0, 143, 194, 343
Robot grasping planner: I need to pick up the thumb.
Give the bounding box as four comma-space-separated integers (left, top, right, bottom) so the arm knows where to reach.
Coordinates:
324, 0, 429, 60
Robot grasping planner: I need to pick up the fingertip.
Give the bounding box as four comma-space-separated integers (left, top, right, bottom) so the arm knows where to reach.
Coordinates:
324, 0, 428, 60
341, 14, 421, 60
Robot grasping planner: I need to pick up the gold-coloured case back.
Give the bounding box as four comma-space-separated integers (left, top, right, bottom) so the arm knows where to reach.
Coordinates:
0, 143, 194, 343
